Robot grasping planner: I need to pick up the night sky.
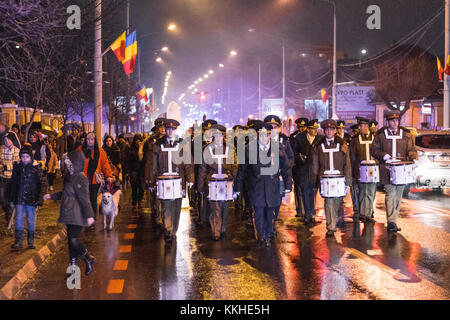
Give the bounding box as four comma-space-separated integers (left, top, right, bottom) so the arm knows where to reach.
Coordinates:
118, 0, 445, 108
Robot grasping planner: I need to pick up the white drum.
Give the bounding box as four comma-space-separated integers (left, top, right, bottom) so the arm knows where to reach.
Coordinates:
320, 175, 346, 198
359, 163, 380, 183
208, 178, 233, 201
389, 161, 415, 185
156, 175, 182, 200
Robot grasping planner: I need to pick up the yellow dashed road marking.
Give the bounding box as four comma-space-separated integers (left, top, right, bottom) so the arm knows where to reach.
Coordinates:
113, 260, 129, 271
128, 224, 137, 229
119, 245, 132, 253
107, 279, 124, 294
124, 233, 135, 239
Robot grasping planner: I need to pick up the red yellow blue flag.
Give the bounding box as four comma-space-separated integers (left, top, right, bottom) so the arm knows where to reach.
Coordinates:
123, 31, 137, 75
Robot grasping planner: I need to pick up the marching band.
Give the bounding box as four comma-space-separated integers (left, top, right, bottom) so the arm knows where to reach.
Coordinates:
143, 110, 417, 245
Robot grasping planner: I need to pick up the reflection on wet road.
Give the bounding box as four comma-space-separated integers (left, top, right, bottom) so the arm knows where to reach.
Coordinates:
17, 189, 450, 300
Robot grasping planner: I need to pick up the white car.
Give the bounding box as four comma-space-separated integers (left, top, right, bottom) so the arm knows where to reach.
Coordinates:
413, 132, 450, 189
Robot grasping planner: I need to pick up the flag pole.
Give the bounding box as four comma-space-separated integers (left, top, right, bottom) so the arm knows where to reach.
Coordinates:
444, 0, 450, 128
94, 0, 103, 142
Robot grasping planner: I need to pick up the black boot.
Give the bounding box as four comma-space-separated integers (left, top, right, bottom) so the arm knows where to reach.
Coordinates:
27, 231, 36, 249
81, 250, 95, 275
11, 230, 23, 251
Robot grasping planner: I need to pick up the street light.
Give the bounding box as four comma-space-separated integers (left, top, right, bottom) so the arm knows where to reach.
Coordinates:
318, 0, 337, 120
219, 63, 224, 68
230, 50, 237, 56
168, 24, 176, 31
162, 46, 169, 52
361, 49, 367, 55
156, 57, 162, 62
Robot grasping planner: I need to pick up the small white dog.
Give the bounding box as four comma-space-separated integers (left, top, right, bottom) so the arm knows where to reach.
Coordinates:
102, 190, 122, 230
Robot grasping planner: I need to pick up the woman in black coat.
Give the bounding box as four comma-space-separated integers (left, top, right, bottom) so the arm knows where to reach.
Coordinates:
43, 150, 96, 276
127, 134, 144, 210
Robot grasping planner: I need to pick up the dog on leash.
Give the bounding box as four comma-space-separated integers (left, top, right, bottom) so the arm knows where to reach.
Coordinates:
102, 190, 122, 230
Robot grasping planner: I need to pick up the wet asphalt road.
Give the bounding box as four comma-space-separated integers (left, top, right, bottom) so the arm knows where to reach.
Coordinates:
16, 188, 450, 300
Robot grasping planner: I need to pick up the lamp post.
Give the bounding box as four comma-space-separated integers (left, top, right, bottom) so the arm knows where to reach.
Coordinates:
318, 0, 337, 120
247, 28, 286, 119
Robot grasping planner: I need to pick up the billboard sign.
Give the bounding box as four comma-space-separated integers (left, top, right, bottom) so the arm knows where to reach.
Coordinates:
261, 98, 285, 118
336, 86, 375, 121
304, 100, 328, 122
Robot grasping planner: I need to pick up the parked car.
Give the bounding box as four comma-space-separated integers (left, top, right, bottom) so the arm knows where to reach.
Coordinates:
404, 132, 450, 196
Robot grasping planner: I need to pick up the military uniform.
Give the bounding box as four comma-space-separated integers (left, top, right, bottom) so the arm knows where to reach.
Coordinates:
311, 120, 352, 237
143, 118, 165, 223
196, 119, 217, 226
292, 119, 322, 224
264, 115, 294, 238
234, 123, 292, 247
239, 120, 261, 224
150, 119, 194, 242
349, 117, 378, 223
290, 117, 308, 218
198, 124, 237, 240
335, 120, 354, 226
371, 111, 417, 232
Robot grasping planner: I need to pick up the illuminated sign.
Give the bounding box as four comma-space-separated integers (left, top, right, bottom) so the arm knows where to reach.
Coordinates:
422, 103, 432, 114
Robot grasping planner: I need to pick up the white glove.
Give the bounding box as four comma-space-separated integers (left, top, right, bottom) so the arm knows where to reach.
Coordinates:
383, 154, 392, 162
284, 189, 291, 194
187, 182, 194, 188
232, 192, 240, 200
345, 186, 349, 196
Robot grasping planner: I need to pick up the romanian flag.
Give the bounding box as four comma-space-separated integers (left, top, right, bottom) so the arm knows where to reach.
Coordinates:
137, 85, 148, 103
110, 32, 126, 62
321, 88, 330, 103
122, 31, 137, 75
437, 56, 444, 80
444, 55, 450, 76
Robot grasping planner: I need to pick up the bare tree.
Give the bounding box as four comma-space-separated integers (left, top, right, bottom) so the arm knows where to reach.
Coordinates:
374, 54, 438, 117
0, 0, 67, 140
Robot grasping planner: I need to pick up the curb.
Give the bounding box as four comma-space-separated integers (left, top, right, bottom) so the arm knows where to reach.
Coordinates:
0, 227, 67, 300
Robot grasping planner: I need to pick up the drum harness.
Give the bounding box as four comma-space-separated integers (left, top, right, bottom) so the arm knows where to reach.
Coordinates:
321, 143, 341, 175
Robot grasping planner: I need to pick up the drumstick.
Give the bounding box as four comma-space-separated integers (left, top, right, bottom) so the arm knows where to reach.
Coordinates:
288, 118, 292, 136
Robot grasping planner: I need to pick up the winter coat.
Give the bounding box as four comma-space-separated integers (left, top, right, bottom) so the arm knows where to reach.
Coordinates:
371, 126, 418, 185
47, 147, 59, 174
103, 143, 121, 168
234, 142, 292, 208
292, 131, 323, 184
0, 144, 20, 179
77, 142, 112, 185
127, 144, 142, 173
117, 140, 130, 167
311, 136, 352, 188
50, 150, 94, 227
55, 134, 68, 160
9, 161, 46, 206
142, 133, 163, 181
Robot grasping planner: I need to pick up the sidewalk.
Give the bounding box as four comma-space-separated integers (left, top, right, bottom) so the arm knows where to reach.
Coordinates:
0, 179, 66, 299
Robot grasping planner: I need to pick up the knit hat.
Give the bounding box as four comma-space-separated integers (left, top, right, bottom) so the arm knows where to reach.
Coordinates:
19, 146, 33, 158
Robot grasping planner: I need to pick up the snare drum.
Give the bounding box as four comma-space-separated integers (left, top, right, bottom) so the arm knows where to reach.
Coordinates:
156, 175, 182, 200
388, 161, 415, 185
359, 163, 380, 183
320, 175, 346, 198
208, 178, 233, 201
